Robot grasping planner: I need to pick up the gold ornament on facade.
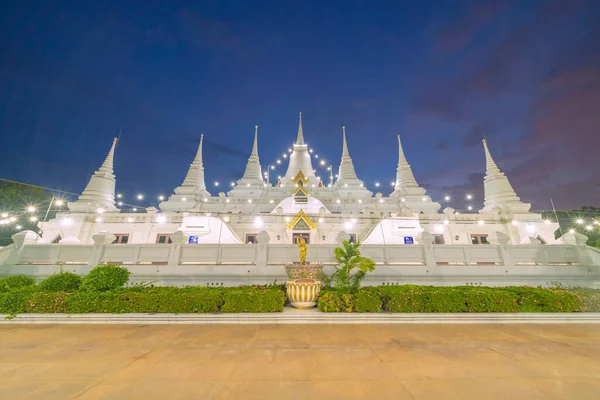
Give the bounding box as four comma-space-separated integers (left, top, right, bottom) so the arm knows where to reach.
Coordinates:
286, 209, 317, 230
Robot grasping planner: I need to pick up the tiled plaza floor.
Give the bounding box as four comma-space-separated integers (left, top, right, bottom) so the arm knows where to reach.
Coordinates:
1, 323, 600, 399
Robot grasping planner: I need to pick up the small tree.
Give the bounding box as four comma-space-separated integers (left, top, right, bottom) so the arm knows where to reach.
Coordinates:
330, 240, 376, 293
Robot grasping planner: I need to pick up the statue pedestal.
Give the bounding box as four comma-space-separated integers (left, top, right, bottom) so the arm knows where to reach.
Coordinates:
284, 262, 324, 279
285, 279, 322, 309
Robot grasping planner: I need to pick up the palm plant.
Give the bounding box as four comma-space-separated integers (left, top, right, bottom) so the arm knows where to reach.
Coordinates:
330, 240, 376, 293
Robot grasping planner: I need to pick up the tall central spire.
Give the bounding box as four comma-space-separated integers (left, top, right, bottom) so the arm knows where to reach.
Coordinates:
284, 113, 317, 185
296, 112, 305, 145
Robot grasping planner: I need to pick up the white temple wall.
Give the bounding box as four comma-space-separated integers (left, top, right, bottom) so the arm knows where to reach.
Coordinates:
2, 241, 598, 288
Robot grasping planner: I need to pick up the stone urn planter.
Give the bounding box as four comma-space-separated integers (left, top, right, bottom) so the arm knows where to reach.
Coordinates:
284, 262, 324, 280
285, 278, 322, 309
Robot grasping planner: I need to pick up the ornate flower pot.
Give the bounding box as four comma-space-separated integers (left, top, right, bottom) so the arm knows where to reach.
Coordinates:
285, 278, 322, 309
284, 262, 324, 280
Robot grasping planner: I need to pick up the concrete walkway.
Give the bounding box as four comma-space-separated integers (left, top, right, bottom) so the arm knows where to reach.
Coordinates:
1, 324, 599, 399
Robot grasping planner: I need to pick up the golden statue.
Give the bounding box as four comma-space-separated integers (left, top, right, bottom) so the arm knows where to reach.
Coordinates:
297, 238, 307, 265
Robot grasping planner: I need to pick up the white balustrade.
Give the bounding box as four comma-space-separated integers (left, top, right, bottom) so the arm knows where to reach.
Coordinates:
4, 242, 597, 269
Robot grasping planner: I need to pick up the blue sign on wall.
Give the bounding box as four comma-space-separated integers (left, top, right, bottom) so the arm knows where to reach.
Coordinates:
404, 236, 414, 245
188, 236, 199, 244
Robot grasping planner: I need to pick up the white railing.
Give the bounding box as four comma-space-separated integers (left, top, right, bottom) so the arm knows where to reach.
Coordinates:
2, 242, 593, 268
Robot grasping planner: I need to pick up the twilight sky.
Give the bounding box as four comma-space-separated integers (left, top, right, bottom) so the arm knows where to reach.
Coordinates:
1, 0, 599, 211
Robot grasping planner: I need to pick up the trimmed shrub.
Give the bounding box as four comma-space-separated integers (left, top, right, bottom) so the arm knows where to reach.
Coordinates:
354, 288, 382, 313
22, 287, 224, 314
504, 287, 581, 312
570, 288, 600, 312
464, 288, 519, 313
221, 286, 286, 313
81, 265, 130, 292
38, 272, 82, 292
0, 275, 36, 293
380, 285, 426, 312
421, 287, 468, 313
317, 291, 345, 312
0, 286, 38, 314
317, 285, 589, 313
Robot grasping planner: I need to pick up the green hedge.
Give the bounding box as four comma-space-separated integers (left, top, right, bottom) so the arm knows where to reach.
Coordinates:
221, 286, 286, 313
38, 272, 82, 292
318, 285, 596, 313
1, 277, 598, 315
0, 275, 36, 293
0, 285, 287, 315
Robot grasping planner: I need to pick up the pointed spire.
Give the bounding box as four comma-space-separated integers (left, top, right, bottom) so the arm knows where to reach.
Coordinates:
398, 135, 408, 164
284, 112, 317, 184
394, 135, 419, 190
296, 112, 305, 145
251, 125, 259, 157
335, 126, 364, 188
98, 137, 118, 174
342, 126, 349, 157
68, 137, 118, 212
482, 138, 501, 175
481, 138, 530, 213
194, 134, 204, 167
179, 134, 208, 190
236, 125, 264, 186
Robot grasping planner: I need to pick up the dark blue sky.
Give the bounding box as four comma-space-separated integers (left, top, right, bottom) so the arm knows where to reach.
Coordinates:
1, 0, 599, 211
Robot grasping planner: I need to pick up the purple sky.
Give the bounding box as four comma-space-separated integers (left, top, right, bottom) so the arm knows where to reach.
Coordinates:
1, 0, 599, 211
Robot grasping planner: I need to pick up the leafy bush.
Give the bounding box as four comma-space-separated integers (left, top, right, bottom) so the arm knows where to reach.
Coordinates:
570, 288, 600, 312
317, 285, 590, 313
0, 275, 36, 293
0, 286, 38, 314
329, 241, 376, 294
504, 286, 581, 312
221, 285, 286, 313
81, 264, 130, 292
317, 291, 345, 312
380, 285, 426, 312
354, 288, 382, 312
463, 288, 519, 313
38, 272, 82, 292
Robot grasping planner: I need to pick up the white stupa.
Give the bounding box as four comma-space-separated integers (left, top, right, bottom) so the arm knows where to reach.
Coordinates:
480, 138, 531, 214
229, 125, 266, 197
160, 134, 210, 211
390, 135, 439, 213
68, 138, 118, 213
334, 126, 370, 197
282, 113, 319, 186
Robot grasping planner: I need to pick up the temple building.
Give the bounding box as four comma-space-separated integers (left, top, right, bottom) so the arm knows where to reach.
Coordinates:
36, 113, 559, 247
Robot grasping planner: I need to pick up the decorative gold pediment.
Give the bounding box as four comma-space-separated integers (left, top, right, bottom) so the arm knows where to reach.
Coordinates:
292, 171, 308, 185
286, 209, 316, 230
292, 186, 308, 196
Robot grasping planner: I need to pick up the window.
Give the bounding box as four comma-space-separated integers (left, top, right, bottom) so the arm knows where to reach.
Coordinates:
348, 234, 357, 244
113, 234, 130, 244
433, 234, 445, 244
471, 234, 488, 245
156, 234, 172, 244
245, 233, 258, 244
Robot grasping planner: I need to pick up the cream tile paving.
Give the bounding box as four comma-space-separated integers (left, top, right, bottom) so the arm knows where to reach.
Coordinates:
1, 323, 600, 399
